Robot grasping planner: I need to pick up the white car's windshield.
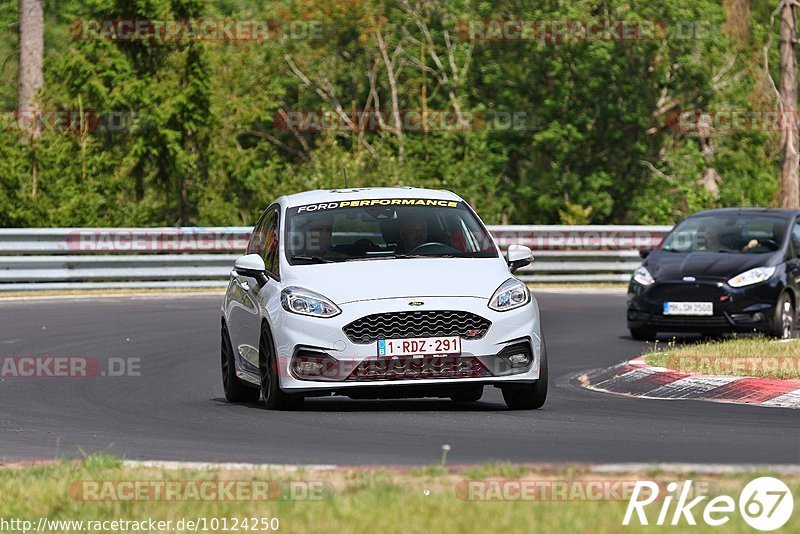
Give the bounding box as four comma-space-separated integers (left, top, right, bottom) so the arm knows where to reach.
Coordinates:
285, 198, 497, 264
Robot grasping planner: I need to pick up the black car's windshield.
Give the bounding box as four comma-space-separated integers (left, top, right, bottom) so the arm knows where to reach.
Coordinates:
661, 214, 787, 254
285, 198, 497, 264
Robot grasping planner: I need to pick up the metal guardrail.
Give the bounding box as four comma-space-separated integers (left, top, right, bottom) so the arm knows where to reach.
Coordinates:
0, 226, 672, 290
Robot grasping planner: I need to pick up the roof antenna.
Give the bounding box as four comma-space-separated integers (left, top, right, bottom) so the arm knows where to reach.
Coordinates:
343, 167, 349, 189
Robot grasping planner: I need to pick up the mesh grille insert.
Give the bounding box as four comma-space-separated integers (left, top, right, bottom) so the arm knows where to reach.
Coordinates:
343, 310, 491, 344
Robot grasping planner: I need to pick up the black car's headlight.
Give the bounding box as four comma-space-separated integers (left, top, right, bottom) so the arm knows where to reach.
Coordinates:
489, 278, 530, 312
728, 266, 776, 288
632, 266, 655, 286
281, 286, 341, 317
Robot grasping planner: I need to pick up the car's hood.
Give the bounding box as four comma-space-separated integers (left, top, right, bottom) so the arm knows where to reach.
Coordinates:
645, 251, 780, 281
281, 257, 511, 304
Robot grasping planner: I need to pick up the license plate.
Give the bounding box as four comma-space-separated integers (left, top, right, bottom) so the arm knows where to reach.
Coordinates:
377, 336, 461, 357
663, 301, 713, 316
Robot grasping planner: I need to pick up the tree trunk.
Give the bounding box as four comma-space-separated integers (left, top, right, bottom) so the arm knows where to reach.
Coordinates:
779, 0, 800, 208
18, 0, 44, 119
696, 113, 721, 198
18, 0, 44, 198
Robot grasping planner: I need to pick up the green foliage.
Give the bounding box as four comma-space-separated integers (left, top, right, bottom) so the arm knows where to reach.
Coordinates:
0, 0, 789, 227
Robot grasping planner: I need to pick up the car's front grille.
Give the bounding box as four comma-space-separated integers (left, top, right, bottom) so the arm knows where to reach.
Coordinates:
648, 315, 731, 328
345, 356, 490, 381
342, 310, 491, 344
647, 282, 725, 302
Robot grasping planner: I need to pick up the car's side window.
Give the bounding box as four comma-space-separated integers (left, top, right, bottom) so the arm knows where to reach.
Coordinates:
246, 213, 268, 256
261, 209, 280, 278
792, 220, 800, 257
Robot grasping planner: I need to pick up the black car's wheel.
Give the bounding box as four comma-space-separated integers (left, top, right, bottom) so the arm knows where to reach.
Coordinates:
221, 324, 260, 403
770, 293, 795, 339
450, 385, 483, 403
629, 327, 657, 341
259, 323, 304, 410
501, 341, 548, 410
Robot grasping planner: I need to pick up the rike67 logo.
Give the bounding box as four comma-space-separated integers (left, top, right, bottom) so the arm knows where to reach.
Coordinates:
623, 477, 794, 530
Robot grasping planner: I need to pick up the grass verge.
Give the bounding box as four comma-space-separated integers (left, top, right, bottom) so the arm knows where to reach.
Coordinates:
0, 455, 797, 533
644, 338, 800, 380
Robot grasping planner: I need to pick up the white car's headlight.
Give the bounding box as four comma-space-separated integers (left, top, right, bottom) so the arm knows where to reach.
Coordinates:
489, 278, 530, 312
633, 266, 655, 286
728, 266, 776, 288
280, 286, 341, 318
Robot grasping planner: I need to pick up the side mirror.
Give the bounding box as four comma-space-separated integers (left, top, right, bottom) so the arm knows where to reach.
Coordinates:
639, 249, 651, 259
233, 254, 268, 286
506, 244, 533, 273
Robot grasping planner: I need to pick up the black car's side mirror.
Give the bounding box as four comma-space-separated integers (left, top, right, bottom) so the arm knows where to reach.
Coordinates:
639, 249, 651, 259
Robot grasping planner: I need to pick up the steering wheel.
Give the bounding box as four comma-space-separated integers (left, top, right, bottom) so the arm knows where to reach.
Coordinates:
759, 239, 780, 251
353, 239, 380, 255
409, 242, 460, 255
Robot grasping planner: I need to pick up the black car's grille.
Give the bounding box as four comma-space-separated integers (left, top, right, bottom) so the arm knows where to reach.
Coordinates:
647, 282, 725, 302
649, 315, 731, 328
343, 310, 491, 344
346, 356, 490, 381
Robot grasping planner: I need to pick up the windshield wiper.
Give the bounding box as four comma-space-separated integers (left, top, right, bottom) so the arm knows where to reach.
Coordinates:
290, 255, 334, 264
341, 256, 387, 262
393, 253, 464, 260
343, 253, 463, 261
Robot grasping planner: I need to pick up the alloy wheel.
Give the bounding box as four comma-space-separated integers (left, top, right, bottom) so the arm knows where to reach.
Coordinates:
221, 328, 231, 397
780, 298, 794, 339
259, 332, 272, 403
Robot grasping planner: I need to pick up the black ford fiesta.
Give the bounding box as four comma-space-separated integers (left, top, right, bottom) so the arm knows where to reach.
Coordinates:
627, 208, 800, 340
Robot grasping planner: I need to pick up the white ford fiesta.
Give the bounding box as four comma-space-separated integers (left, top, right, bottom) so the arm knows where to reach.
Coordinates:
220, 187, 547, 410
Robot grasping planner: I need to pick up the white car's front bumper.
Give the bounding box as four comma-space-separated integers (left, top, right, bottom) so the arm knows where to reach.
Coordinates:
259, 295, 543, 394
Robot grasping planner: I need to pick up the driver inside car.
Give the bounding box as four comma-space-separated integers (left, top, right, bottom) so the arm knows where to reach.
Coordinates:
299, 214, 347, 260
741, 221, 785, 252
398, 214, 429, 253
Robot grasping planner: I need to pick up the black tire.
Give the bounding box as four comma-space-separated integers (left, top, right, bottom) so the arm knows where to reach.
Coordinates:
502, 341, 548, 410
450, 385, 484, 403
221, 324, 260, 403
770, 292, 795, 339
259, 323, 304, 410
630, 327, 657, 341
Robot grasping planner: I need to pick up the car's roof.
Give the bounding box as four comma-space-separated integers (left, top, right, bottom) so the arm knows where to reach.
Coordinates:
687, 207, 800, 219
277, 187, 463, 208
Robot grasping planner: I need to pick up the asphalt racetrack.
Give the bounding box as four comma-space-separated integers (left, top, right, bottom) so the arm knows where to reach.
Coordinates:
0, 292, 797, 465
